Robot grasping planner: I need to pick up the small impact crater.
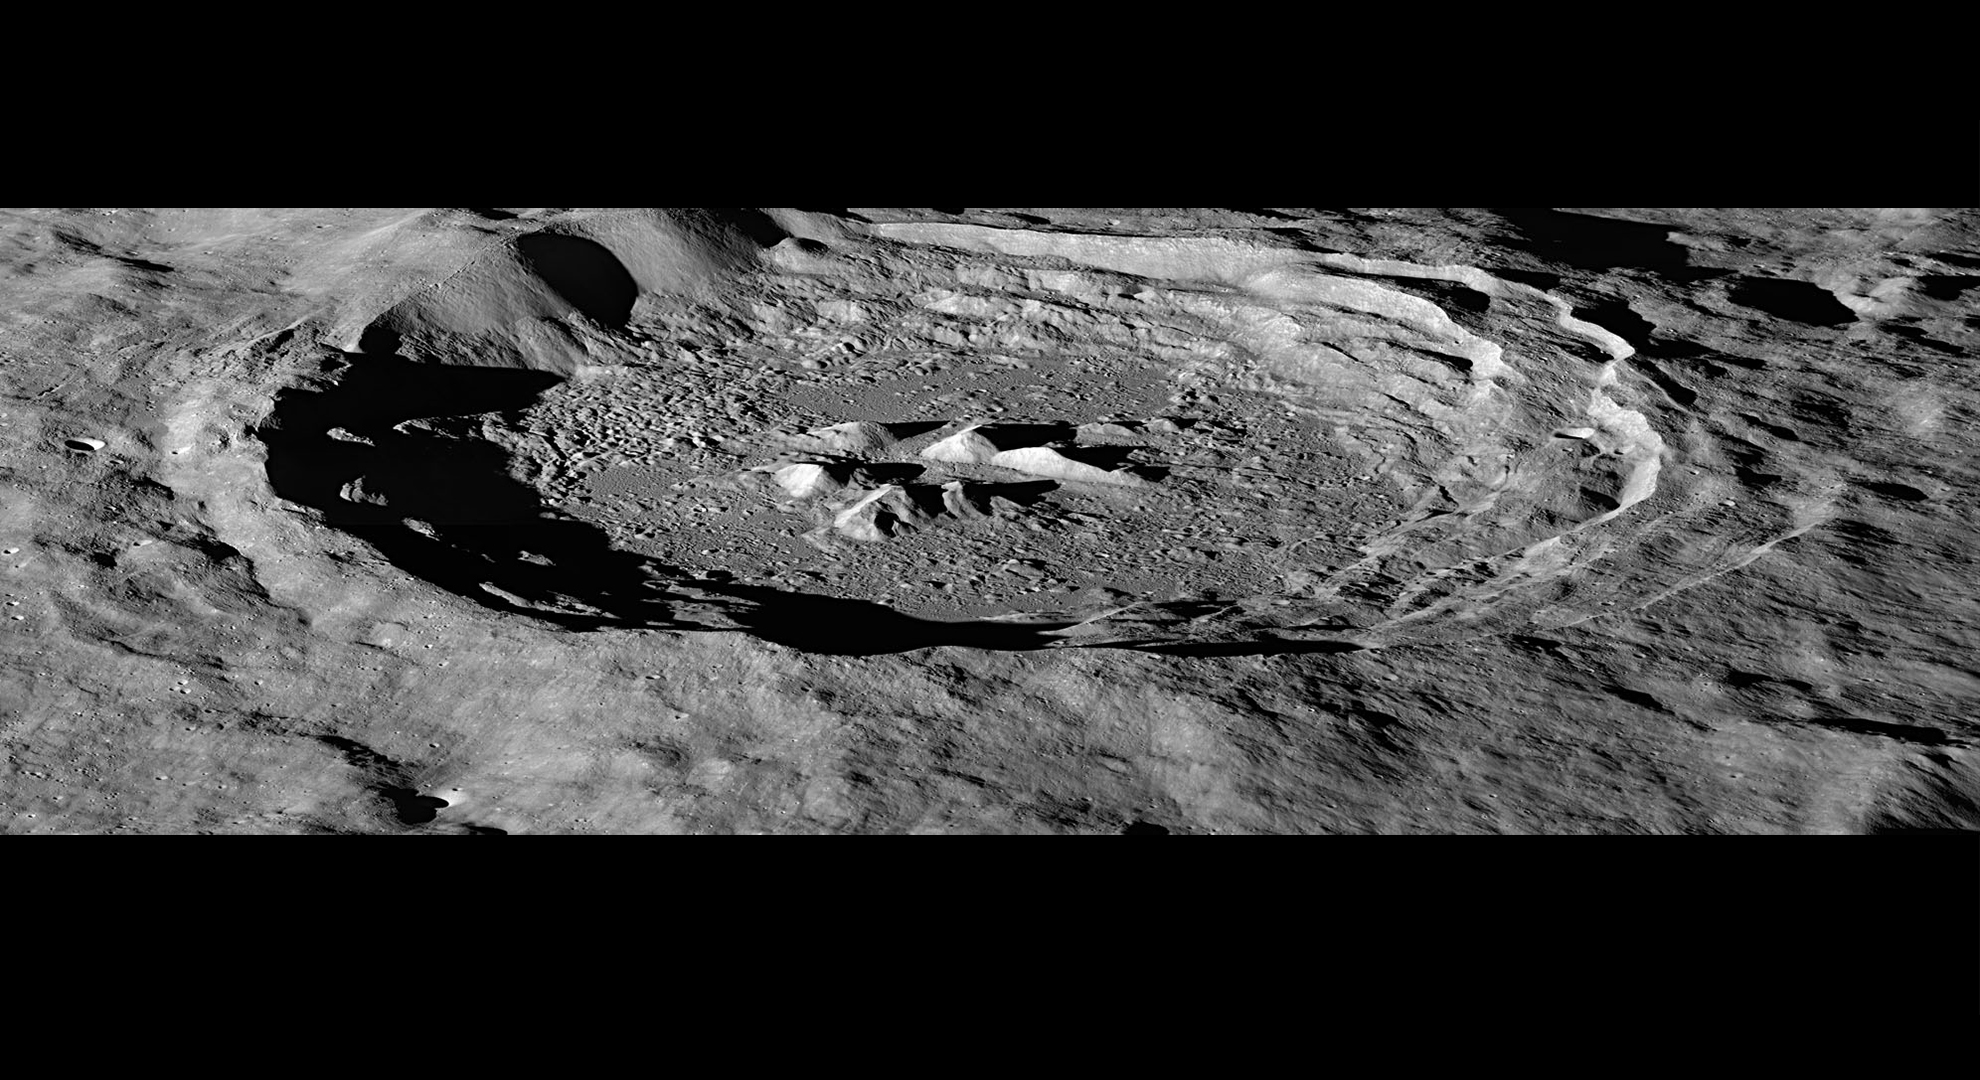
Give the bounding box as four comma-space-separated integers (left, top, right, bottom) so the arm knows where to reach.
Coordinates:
514, 232, 639, 328
1728, 277, 1856, 328
1859, 480, 1930, 503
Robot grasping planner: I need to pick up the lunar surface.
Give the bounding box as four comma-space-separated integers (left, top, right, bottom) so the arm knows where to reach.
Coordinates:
2, 207, 1975, 833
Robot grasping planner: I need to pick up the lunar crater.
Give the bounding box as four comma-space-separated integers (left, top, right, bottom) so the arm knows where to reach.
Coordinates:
264, 210, 1709, 655
6, 206, 1974, 836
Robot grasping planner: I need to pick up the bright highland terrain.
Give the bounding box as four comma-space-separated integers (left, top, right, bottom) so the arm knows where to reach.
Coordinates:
2, 207, 1975, 833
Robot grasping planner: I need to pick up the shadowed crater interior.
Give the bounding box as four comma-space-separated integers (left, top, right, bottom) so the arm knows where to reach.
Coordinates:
1728, 276, 1857, 328
515, 233, 640, 328
256, 353, 1092, 655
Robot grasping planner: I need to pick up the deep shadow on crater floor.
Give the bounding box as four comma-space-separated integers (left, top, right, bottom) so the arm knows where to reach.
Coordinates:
256, 353, 1106, 656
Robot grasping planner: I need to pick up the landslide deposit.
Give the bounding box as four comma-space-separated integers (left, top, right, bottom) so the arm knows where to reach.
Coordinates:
3, 207, 1976, 834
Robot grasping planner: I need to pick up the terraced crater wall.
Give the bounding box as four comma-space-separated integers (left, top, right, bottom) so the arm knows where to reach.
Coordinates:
277, 208, 1777, 658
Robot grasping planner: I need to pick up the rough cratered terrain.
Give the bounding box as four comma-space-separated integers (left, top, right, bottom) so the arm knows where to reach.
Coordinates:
2, 207, 1976, 833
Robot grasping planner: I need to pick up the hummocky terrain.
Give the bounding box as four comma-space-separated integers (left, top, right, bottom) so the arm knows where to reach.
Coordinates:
2, 207, 1976, 833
